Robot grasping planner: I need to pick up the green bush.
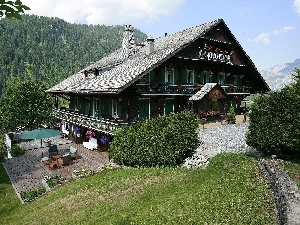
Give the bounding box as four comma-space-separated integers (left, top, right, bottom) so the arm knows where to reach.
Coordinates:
228, 106, 236, 123
110, 111, 200, 167
21, 187, 46, 202
10, 145, 25, 157
0, 135, 7, 160
246, 87, 300, 155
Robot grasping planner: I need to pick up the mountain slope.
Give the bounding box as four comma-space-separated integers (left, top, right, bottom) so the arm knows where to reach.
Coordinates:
260, 58, 300, 90
0, 15, 147, 94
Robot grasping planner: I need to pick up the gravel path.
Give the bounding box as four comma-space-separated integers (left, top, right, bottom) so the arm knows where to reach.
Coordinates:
183, 122, 253, 168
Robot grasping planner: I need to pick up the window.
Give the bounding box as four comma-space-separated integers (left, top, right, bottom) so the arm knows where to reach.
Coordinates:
92, 98, 99, 118
111, 99, 122, 119
165, 68, 174, 84
219, 72, 226, 85
187, 70, 194, 84
204, 71, 212, 83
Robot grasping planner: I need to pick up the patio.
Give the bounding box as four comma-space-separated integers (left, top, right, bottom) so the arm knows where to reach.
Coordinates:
2, 140, 109, 201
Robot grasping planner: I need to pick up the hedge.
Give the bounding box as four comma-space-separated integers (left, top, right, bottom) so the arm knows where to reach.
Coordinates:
246, 86, 300, 155
109, 111, 200, 167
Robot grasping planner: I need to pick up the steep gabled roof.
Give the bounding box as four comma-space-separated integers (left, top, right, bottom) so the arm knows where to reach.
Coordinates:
47, 19, 222, 94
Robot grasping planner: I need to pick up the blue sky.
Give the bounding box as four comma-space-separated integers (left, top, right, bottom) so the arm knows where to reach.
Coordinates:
22, 0, 300, 70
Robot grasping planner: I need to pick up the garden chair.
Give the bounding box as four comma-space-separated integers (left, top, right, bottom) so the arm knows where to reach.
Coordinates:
49, 145, 58, 159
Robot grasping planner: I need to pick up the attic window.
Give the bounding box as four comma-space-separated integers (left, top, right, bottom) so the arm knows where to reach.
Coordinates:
83, 68, 101, 78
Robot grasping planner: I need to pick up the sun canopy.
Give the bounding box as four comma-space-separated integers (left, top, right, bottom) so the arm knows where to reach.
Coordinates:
19, 128, 62, 146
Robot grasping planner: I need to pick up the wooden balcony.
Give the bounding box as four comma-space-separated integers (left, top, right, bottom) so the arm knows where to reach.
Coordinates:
135, 82, 202, 95
135, 83, 251, 95
221, 84, 251, 95
53, 109, 129, 135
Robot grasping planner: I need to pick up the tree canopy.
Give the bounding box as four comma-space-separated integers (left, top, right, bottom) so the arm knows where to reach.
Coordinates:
0, 77, 53, 132
0, 0, 30, 20
0, 15, 147, 95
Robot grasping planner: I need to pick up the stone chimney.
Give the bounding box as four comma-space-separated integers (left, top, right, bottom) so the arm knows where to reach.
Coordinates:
146, 36, 155, 55
122, 24, 135, 57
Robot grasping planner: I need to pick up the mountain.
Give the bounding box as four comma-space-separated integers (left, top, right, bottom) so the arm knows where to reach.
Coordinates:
0, 15, 147, 94
260, 58, 300, 90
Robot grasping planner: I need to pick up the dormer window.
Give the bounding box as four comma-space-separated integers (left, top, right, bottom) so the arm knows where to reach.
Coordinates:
165, 68, 174, 84
187, 70, 194, 84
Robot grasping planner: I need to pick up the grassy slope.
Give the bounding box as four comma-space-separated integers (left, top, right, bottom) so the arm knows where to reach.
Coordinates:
1, 153, 277, 225
279, 158, 300, 189
0, 163, 22, 217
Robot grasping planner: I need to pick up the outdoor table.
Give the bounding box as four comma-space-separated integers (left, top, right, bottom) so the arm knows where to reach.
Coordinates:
52, 154, 62, 162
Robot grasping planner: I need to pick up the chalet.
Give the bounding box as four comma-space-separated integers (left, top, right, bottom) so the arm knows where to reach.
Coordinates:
47, 19, 270, 150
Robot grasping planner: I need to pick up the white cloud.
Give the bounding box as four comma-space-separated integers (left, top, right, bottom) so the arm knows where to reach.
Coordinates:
22, 0, 185, 25
273, 26, 294, 35
294, 0, 300, 14
249, 26, 294, 45
249, 33, 270, 45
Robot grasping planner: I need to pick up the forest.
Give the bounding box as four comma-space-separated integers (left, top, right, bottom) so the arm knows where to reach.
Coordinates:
0, 14, 147, 94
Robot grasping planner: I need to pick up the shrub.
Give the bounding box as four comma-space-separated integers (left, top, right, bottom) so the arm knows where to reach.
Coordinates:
228, 106, 236, 123
0, 134, 7, 160
246, 87, 300, 155
10, 145, 25, 157
21, 187, 46, 202
110, 111, 200, 167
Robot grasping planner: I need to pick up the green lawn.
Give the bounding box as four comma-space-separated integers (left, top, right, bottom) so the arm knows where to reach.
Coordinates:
1, 153, 277, 225
0, 163, 22, 218
279, 157, 300, 189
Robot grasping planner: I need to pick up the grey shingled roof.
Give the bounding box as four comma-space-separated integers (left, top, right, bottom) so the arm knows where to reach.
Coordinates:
47, 19, 222, 94
189, 83, 218, 101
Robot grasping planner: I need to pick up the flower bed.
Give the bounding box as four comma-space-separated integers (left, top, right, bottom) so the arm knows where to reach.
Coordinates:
72, 168, 92, 177
20, 187, 46, 203
43, 174, 66, 189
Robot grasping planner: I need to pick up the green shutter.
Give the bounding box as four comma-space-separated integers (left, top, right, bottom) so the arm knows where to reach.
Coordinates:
117, 102, 122, 118
238, 76, 243, 86
174, 69, 179, 84
165, 99, 173, 114
108, 99, 112, 116
229, 76, 234, 84
98, 99, 102, 119
161, 68, 165, 82
139, 99, 149, 119
85, 98, 90, 116
200, 71, 204, 84
149, 71, 155, 82
183, 70, 187, 84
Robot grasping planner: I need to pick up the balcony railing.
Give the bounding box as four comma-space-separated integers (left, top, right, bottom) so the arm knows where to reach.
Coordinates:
221, 84, 251, 94
53, 109, 129, 135
135, 83, 201, 94
135, 83, 251, 95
